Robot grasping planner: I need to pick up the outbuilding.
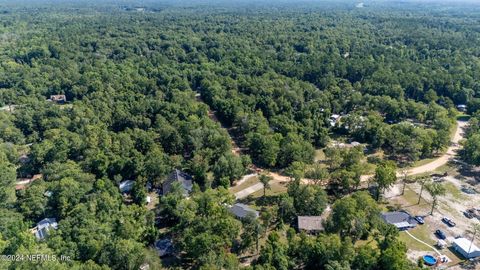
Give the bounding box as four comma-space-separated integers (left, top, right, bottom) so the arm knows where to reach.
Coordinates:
229, 203, 259, 219
456, 104, 467, 112
297, 216, 323, 234
452, 237, 480, 259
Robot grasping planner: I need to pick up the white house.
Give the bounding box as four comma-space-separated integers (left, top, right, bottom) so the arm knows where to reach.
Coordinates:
329, 114, 341, 127
119, 180, 135, 193
456, 104, 467, 112
452, 238, 480, 259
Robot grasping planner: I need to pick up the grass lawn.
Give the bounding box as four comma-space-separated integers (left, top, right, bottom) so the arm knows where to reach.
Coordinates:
250, 181, 288, 199
443, 182, 464, 201
230, 176, 259, 193
400, 225, 436, 250
399, 227, 463, 267
433, 163, 457, 174
409, 157, 439, 169
456, 114, 470, 122
355, 236, 378, 249
400, 186, 430, 208
407, 162, 455, 179
315, 149, 326, 162
146, 192, 159, 210
363, 162, 377, 175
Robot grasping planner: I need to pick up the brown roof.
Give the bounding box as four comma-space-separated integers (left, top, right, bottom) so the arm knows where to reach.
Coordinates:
298, 216, 323, 231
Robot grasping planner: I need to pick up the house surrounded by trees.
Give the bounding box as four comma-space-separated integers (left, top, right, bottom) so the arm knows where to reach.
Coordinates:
163, 169, 193, 196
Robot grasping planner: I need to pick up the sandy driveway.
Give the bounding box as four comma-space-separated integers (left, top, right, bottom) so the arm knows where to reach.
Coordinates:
401, 120, 468, 177
233, 120, 468, 200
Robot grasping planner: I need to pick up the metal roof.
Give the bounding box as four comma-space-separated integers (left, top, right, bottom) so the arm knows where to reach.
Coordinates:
453, 238, 480, 253
229, 203, 259, 219
381, 211, 417, 228
298, 216, 323, 231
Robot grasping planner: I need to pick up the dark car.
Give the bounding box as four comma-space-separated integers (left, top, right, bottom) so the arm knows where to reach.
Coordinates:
435, 229, 447, 240
464, 211, 474, 219
442, 217, 456, 227
155, 238, 174, 257
415, 216, 425, 224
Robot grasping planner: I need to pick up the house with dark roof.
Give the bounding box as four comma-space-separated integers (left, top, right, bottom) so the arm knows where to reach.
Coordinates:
297, 216, 324, 233
32, 218, 58, 240
163, 169, 193, 196
381, 211, 417, 230
229, 203, 259, 219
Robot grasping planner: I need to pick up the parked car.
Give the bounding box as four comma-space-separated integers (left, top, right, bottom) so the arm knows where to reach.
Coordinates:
442, 217, 456, 227
415, 216, 425, 224
435, 229, 447, 240
464, 211, 474, 219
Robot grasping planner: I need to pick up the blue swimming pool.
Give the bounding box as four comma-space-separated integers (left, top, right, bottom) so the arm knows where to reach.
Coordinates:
423, 255, 437, 266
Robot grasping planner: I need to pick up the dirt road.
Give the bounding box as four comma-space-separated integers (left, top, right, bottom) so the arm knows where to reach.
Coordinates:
234, 120, 468, 200
400, 120, 468, 177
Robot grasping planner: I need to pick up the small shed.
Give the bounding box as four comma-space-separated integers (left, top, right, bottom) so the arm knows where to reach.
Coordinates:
452, 238, 480, 259
229, 203, 259, 219
437, 239, 447, 249
297, 216, 323, 233
456, 104, 467, 112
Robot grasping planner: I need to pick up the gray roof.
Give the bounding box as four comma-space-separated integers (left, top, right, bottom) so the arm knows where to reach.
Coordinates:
381, 211, 417, 229
163, 169, 193, 196
298, 216, 323, 231
35, 218, 58, 240
229, 203, 259, 219
37, 218, 58, 229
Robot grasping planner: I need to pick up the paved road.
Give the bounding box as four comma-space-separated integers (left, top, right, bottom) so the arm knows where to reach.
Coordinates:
233, 120, 468, 200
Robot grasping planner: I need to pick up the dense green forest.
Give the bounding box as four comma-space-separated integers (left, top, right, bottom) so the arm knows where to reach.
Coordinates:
0, 0, 480, 269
